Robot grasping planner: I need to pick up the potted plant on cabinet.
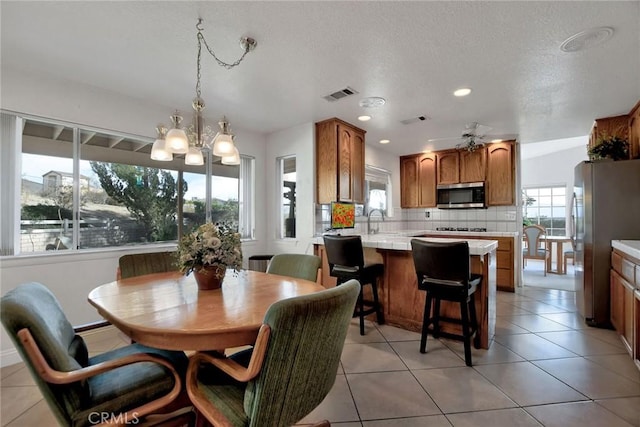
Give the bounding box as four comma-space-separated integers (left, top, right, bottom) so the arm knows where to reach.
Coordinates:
588, 136, 629, 161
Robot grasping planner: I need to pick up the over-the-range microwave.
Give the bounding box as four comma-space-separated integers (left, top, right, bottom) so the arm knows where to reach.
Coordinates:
436, 182, 486, 209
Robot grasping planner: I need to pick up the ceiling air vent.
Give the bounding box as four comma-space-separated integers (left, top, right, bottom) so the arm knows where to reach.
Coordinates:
323, 87, 359, 102
400, 115, 430, 125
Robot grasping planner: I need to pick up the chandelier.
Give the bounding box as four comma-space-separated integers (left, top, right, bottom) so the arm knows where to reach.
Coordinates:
150, 19, 257, 166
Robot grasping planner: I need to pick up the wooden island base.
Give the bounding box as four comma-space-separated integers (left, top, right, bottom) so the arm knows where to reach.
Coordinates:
315, 243, 496, 349
378, 249, 496, 349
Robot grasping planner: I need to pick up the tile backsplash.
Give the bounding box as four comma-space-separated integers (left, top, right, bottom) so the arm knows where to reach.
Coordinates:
315, 205, 518, 235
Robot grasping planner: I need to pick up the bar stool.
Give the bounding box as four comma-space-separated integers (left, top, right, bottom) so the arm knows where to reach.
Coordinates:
410, 239, 482, 366
323, 235, 385, 335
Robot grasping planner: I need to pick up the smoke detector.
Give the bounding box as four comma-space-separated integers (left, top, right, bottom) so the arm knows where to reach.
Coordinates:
560, 27, 614, 52
359, 97, 386, 108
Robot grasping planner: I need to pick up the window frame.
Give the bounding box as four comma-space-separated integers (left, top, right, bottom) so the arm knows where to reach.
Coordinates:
2, 110, 255, 256
522, 185, 567, 236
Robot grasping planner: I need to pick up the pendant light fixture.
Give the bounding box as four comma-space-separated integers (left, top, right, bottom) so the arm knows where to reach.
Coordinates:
151, 18, 257, 165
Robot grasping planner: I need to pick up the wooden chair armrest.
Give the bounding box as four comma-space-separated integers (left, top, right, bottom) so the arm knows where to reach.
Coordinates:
189, 324, 271, 383
18, 328, 185, 426
18, 328, 182, 385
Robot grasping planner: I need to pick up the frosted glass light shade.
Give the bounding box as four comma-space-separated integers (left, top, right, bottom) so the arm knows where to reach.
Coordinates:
150, 138, 173, 161
166, 128, 189, 154
212, 133, 235, 156
185, 146, 204, 165
221, 146, 240, 165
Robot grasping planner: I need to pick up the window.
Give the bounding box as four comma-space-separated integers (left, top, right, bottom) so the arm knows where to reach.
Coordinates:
364, 165, 392, 216
5, 113, 254, 255
523, 186, 566, 236
276, 155, 296, 238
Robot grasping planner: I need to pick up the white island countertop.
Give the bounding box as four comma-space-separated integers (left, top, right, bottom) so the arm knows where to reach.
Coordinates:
313, 235, 497, 256
612, 240, 640, 260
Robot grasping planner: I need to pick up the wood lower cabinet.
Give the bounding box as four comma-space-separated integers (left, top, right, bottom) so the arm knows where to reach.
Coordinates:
400, 153, 436, 208
316, 118, 365, 204
611, 248, 640, 358
486, 141, 515, 206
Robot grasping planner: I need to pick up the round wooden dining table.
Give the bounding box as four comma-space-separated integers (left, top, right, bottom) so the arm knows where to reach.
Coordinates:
88, 269, 325, 351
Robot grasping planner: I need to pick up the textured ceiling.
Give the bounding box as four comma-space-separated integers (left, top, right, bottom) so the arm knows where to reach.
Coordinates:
1, 1, 639, 156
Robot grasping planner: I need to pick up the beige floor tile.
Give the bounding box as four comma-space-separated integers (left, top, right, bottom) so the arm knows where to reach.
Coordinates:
494, 317, 530, 335
1, 366, 36, 387
345, 320, 386, 344
595, 397, 640, 426
539, 312, 590, 329
81, 326, 128, 352
446, 408, 543, 427
505, 314, 572, 333
475, 361, 587, 406
524, 401, 634, 427
494, 333, 578, 360
534, 357, 640, 399
347, 371, 441, 420
341, 342, 407, 374
585, 354, 640, 383
579, 327, 627, 350
441, 339, 525, 365
496, 302, 533, 316
5, 399, 57, 427
0, 363, 24, 380
511, 300, 568, 314
412, 367, 517, 413
390, 340, 466, 370
298, 375, 360, 424
362, 414, 451, 426
537, 330, 627, 356
0, 386, 43, 426
376, 324, 421, 342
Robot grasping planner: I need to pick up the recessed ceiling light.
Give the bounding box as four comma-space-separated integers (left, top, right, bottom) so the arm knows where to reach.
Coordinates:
359, 97, 386, 108
453, 88, 472, 97
379, 139, 390, 144
491, 139, 503, 143
358, 115, 372, 121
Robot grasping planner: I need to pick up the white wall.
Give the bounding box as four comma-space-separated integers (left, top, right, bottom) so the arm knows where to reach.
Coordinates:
265, 122, 316, 256
0, 67, 270, 366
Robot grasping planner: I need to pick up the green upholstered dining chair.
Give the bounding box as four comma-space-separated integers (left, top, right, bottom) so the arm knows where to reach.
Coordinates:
265, 253, 322, 283
1, 282, 192, 427
186, 279, 360, 427
118, 251, 178, 280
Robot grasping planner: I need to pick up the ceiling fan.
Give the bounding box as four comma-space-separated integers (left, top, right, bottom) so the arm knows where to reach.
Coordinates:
428, 122, 502, 152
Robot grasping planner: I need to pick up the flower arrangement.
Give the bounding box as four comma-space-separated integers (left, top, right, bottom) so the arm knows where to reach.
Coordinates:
176, 222, 243, 278
588, 136, 629, 161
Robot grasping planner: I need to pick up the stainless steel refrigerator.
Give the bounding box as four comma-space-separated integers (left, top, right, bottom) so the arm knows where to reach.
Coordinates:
573, 159, 640, 327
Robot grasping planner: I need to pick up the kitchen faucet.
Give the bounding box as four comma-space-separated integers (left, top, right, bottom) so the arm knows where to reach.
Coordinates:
367, 208, 385, 234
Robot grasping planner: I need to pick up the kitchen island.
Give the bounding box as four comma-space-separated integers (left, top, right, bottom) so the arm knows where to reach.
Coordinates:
314, 235, 497, 349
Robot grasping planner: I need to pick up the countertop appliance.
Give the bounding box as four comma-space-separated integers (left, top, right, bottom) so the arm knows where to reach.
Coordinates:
436, 182, 485, 209
574, 159, 640, 327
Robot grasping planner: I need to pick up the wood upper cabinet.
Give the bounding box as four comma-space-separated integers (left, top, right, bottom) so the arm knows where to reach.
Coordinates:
486, 141, 515, 206
436, 150, 459, 185
400, 153, 437, 208
436, 148, 486, 185
460, 148, 486, 183
629, 101, 640, 160
589, 114, 630, 151
419, 153, 437, 207
316, 118, 365, 204
400, 155, 419, 208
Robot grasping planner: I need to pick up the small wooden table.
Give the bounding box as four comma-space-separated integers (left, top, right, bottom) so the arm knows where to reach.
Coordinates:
88, 270, 324, 351
540, 235, 572, 275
